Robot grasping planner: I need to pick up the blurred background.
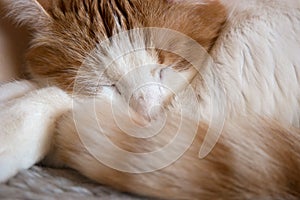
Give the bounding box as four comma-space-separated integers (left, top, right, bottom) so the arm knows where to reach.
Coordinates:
0, 0, 31, 83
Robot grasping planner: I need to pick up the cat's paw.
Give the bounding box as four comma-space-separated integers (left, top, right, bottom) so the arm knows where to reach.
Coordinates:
0, 86, 72, 182
0, 80, 37, 102
0, 149, 24, 182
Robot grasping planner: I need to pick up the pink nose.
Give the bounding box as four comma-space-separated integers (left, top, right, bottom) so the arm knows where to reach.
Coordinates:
129, 86, 164, 120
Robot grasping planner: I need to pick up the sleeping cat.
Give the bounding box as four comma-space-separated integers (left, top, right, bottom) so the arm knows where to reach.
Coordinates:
1, 0, 300, 199
3, 0, 300, 124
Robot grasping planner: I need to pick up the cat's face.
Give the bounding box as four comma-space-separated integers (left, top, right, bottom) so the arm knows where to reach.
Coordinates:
5, 0, 226, 119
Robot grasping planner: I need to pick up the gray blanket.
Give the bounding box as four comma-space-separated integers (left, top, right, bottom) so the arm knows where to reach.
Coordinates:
0, 166, 147, 200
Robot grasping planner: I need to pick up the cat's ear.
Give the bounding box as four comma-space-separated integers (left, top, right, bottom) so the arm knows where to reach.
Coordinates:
2, 0, 52, 30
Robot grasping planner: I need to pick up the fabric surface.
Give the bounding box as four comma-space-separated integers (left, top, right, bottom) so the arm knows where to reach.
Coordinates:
0, 166, 147, 200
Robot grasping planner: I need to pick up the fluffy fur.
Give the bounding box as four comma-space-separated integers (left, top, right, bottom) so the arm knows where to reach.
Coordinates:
0, 81, 71, 182
0, 0, 300, 199
45, 97, 300, 199
3, 0, 226, 118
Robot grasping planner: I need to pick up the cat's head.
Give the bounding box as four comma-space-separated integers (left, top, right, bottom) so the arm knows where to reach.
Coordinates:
4, 0, 226, 119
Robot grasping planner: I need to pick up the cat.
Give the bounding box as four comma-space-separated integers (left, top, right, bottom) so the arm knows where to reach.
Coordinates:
3, 0, 300, 124
1, 0, 300, 199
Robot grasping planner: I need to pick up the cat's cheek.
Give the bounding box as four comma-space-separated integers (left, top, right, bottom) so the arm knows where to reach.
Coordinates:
96, 86, 120, 100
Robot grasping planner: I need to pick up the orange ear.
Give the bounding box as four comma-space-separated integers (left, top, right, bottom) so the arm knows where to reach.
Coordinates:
2, 0, 52, 30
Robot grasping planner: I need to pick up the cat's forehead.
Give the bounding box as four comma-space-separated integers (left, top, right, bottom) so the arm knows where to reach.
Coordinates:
40, 0, 167, 60
46, 0, 225, 40
49, 0, 138, 38
4, 0, 226, 91
42, 0, 227, 57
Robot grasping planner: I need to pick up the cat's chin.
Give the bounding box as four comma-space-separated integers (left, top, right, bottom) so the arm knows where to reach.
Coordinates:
134, 104, 165, 123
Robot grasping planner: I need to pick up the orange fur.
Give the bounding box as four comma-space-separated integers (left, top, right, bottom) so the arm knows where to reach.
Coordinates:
22, 0, 226, 92
46, 102, 300, 199
1, 0, 300, 199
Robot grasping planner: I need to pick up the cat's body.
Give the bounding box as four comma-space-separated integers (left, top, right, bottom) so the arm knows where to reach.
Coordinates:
1, 0, 300, 199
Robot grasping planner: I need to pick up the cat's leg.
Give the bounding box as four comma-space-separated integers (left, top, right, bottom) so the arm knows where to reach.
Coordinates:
0, 86, 71, 182
0, 80, 37, 102
48, 96, 300, 199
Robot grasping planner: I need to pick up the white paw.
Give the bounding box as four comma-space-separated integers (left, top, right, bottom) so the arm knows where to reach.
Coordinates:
0, 85, 72, 182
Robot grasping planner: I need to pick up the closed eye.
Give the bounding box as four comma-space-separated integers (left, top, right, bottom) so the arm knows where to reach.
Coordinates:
99, 84, 121, 95
99, 84, 114, 87
112, 84, 121, 95
159, 69, 164, 80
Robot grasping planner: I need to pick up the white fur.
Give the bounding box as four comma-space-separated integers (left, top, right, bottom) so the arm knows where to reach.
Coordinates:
79, 28, 199, 119
57, 0, 300, 173
0, 80, 37, 102
0, 0, 300, 191
219, 0, 300, 126
0, 82, 71, 182
78, 0, 300, 126
171, 0, 300, 126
